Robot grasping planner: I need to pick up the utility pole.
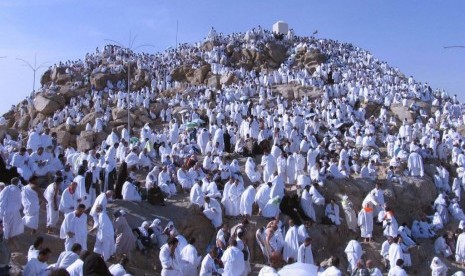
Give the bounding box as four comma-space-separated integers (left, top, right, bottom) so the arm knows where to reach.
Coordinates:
176, 20, 179, 49
16, 54, 48, 95
104, 33, 156, 138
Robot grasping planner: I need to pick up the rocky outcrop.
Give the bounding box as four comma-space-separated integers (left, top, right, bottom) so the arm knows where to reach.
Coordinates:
33, 93, 66, 116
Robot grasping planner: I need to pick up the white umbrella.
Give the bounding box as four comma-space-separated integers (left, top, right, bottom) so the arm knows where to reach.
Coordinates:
179, 109, 190, 114
278, 263, 319, 276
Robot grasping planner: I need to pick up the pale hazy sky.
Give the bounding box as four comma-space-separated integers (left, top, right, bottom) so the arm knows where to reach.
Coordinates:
0, 0, 464, 113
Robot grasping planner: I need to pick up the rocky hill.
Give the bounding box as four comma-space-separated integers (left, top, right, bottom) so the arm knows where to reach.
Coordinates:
0, 26, 463, 275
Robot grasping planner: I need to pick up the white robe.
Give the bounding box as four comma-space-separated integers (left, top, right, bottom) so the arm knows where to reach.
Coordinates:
456, 232, 465, 262
358, 209, 373, 238
159, 243, 183, 276
66, 259, 84, 276
255, 184, 271, 212
94, 212, 115, 261
199, 254, 218, 276
22, 185, 40, 230
221, 246, 245, 276
60, 211, 88, 251
240, 186, 256, 216
189, 183, 205, 207
388, 243, 403, 268
227, 185, 242, 217
297, 243, 314, 264
300, 189, 316, 221
177, 169, 194, 190
59, 187, 78, 214
44, 183, 61, 228
122, 181, 141, 202
23, 258, 48, 276
73, 175, 90, 208
325, 203, 341, 225
89, 193, 108, 227
261, 154, 276, 183
407, 152, 424, 177
55, 251, 79, 269
0, 185, 24, 239
345, 240, 363, 272
203, 198, 222, 228
283, 225, 299, 262
180, 244, 201, 276
245, 158, 261, 183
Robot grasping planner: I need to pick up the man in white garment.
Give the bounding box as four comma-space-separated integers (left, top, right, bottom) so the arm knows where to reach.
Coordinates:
258, 251, 284, 276
93, 204, 115, 261
321, 256, 342, 276
89, 190, 113, 229
388, 259, 407, 276
180, 238, 201, 276
23, 247, 51, 276
60, 204, 88, 251
189, 181, 205, 207
456, 229, 465, 265
344, 239, 363, 273
407, 150, 424, 177
159, 237, 182, 276
54, 243, 81, 269
203, 197, 223, 229
240, 185, 256, 217
74, 166, 89, 209
177, 166, 194, 191
44, 177, 62, 233
255, 182, 272, 215
325, 199, 341, 225
60, 182, 79, 215
228, 179, 242, 217
221, 239, 245, 276
199, 246, 219, 276
0, 177, 24, 243
66, 250, 91, 276
388, 236, 403, 269
283, 219, 299, 263
261, 152, 276, 183
297, 237, 314, 264
22, 179, 40, 234
10, 147, 33, 182
122, 180, 142, 202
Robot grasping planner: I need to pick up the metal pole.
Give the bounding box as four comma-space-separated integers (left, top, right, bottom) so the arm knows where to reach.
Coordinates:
176, 20, 178, 48
127, 57, 131, 138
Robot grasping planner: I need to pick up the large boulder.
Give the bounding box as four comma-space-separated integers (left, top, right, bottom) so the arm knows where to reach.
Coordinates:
33, 94, 66, 116
112, 108, 128, 120
265, 42, 288, 66
206, 75, 220, 89
40, 69, 52, 85
191, 65, 211, 84
56, 131, 72, 148
56, 73, 72, 85
90, 73, 107, 91
391, 104, 415, 124
76, 131, 95, 151
80, 112, 97, 126
220, 72, 236, 86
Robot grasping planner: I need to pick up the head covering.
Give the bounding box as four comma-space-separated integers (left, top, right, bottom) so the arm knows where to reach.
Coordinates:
430, 256, 447, 274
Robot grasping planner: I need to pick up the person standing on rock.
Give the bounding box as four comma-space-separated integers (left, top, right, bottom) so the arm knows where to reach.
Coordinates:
21, 177, 40, 235
74, 165, 89, 209
44, 176, 62, 234
0, 177, 24, 248
93, 205, 115, 261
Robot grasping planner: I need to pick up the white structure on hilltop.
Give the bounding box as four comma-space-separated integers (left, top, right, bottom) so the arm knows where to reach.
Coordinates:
273, 21, 289, 35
